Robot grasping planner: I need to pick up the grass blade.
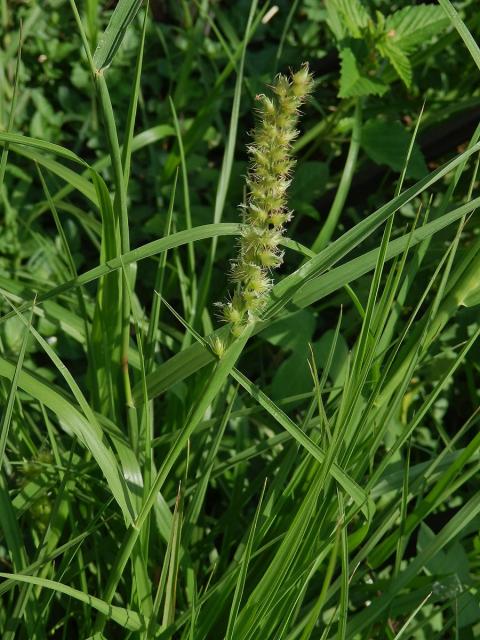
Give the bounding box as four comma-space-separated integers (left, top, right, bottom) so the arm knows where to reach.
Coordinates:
93, 0, 143, 72
225, 478, 267, 640
0, 572, 147, 631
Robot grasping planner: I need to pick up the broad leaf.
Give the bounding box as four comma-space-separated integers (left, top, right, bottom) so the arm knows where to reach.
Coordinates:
327, 0, 370, 39
385, 4, 449, 50
361, 119, 427, 178
376, 40, 412, 86
339, 48, 388, 98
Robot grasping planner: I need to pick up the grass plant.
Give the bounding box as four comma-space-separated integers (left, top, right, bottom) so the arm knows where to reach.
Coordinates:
0, 1, 480, 638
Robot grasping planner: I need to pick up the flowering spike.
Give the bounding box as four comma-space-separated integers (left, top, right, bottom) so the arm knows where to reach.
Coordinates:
218, 65, 313, 334
210, 336, 226, 359
292, 63, 315, 97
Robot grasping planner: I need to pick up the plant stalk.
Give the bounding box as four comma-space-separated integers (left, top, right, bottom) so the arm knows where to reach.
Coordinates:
95, 73, 134, 415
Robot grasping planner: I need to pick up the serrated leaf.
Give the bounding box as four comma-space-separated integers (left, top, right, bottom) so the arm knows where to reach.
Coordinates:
327, 0, 370, 39
377, 40, 412, 86
325, 0, 345, 40
93, 0, 143, 71
339, 48, 388, 98
361, 119, 427, 178
385, 4, 449, 50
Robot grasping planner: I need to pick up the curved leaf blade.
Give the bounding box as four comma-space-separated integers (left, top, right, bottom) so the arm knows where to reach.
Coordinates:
93, 0, 143, 71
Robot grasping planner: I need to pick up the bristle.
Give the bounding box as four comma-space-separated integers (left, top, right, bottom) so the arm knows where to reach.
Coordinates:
217, 65, 313, 336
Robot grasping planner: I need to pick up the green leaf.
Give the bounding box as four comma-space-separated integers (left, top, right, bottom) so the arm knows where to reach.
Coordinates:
270, 140, 480, 318
0, 474, 27, 574
0, 303, 33, 471
314, 330, 349, 388
462, 287, 480, 308
265, 324, 347, 400
361, 119, 427, 178
290, 161, 329, 218
271, 351, 312, 400
0, 354, 136, 527
32, 124, 175, 218
92, 326, 254, 633
327, 0, 370, 39
339, 48, 388, 98
292, 198, 479, 310
261, 310, 315, 352
438, 0, 480, 73
93, 0, 143, 72
376, 40, 412, 86
232, 368, 373, 519
162, 485, 183, 628
417, 525, 470, 583
325, 0, 346, 40
135, 191, 480, 403
0, 131, 87, 166
0, 223, 239, 319
0, 573, 147, 631
385, 5, 449, 50
225, 480, 266, 640
347, 490, 480, 636
7, 145, 98, 205
121, 4, 148, 186
89, 172, 123, 417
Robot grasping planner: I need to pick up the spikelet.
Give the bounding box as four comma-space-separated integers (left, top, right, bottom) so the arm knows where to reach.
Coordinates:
217, 64, 314, 337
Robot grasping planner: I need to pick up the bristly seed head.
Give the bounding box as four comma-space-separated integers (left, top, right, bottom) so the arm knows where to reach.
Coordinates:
217, 64, 313, 335
210, 336, 226, 359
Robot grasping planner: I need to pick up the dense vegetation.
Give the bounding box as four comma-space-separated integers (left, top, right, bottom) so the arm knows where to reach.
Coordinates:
1, 0, 480, 638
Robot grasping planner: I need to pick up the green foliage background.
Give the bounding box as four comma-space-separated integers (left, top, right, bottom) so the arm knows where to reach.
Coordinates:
0, 0, 480, 638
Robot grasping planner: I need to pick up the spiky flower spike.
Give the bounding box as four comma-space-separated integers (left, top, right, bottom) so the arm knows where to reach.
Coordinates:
217, 64, 314, 336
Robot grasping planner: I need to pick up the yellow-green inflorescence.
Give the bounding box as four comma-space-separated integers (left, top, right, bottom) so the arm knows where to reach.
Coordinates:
218, 64, 314, 337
